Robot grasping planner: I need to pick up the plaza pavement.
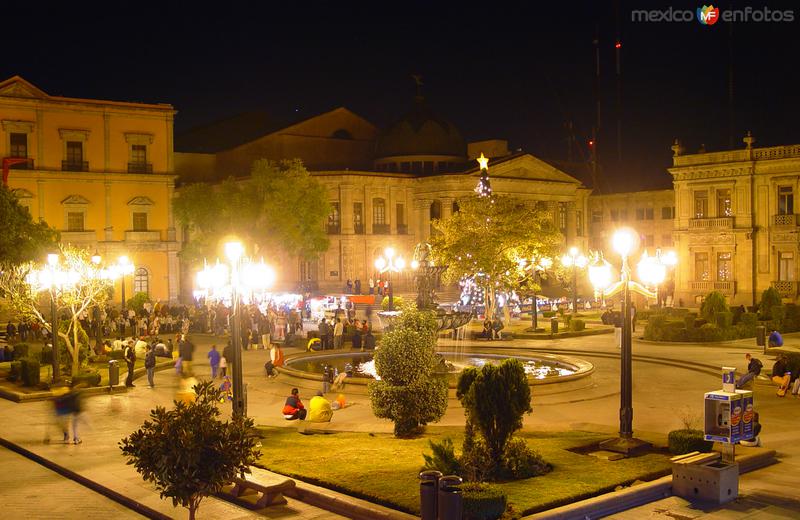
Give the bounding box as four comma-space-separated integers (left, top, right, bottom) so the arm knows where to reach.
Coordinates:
1, 323, 800, 518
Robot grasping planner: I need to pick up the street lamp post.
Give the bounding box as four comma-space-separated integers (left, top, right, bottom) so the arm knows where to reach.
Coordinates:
195, 242, 275, 418
561, 247, 587, 315
115, 255, 134, 310
591, 229, 670, 455
520, 256, 553, 330
374, 247, 405, 311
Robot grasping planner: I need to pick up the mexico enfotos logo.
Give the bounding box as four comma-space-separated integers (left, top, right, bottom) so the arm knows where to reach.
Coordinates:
632, 5, 795, 24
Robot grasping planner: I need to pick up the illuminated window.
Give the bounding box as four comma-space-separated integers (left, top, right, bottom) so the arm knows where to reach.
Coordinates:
353, 202, 363, 234
695, 252, 709, 281
717, 252, 732, 281
778, 186, 794, 215
133, 267, 149, 295
373, 198, 386, 225
716, 189, 732, 217
694, 190, 708, 218
10, 133, 27, 157
558, 203, 567, 233
779, 252, 795, 282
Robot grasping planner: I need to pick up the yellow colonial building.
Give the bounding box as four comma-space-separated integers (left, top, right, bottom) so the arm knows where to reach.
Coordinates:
0, 76, 180, 303
176, 96, 590, 294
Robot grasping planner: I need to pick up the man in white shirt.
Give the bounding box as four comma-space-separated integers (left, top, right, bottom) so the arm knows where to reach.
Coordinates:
333, 318, 344, 349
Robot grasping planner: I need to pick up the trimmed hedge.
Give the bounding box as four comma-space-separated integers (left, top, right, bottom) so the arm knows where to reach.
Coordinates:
8, 361, 21, 382
668, 429, 713, 455
71, 370, 101, 387
568, 319, 586, 332
461, 482, 508, 520
20, 357, 40, 387
40, 346, 53, 365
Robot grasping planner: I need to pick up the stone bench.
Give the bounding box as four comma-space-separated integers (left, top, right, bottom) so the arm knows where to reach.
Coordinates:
218, 476, 295, 509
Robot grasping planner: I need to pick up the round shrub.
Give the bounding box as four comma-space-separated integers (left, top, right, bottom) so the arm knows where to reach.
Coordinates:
541, 311, 556, 318
760, 287, 782, 320
668, 429, 713, 455
701, 291, 729, 322
461, 482, 507, 520
20, 357, 40, 387
380, 295, 405, 311
715, 311, 733, 329
500, 437, 551, 479
740, 312, 758, 328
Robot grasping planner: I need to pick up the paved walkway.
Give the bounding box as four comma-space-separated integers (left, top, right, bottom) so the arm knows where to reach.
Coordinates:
2, 323, 800, 518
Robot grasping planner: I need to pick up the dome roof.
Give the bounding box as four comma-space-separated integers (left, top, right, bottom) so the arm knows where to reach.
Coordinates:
375, 97, 466, 159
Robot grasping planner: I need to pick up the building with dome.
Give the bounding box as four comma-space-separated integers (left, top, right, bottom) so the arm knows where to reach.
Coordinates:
176, 95, 590, 294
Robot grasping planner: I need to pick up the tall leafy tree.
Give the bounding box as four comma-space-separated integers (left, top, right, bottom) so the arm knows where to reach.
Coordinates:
0, 185, 59, 266
430, 195, 562, 318
174, 159, 330, 263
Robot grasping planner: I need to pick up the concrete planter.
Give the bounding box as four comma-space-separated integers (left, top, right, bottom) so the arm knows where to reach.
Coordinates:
672, 460, 738, 504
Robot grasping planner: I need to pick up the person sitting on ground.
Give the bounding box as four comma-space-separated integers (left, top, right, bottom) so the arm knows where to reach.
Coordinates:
306, 390, 333, 423
768, 329, 784, 348
740, 411, 762, 447
282, 388, 307, 420
492, 315, 504, 340
736, 353, 763, 388
771, 354, 791, 397
307, 337, 322, 352
331, 393, 347, 410
264, 343, 284, 377
482, 318, 492, 339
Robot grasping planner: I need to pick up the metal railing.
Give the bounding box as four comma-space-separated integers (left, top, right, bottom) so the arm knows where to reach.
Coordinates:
6, 157, 34, 169
326, 224, 341, 235
62, 160, 88, 172
690, 281, 736, 292
372, 223, 390, 234
354, 223, 364, 235
127, 162, 153, 173
772, 214, 797, 227
771, 280, 799, 297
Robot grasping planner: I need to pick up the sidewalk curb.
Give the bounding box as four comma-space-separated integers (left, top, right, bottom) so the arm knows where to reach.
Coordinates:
522, 448, 777, 520
0, 436, 170, 520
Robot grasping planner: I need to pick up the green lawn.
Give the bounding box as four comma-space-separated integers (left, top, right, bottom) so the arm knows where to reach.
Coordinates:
254, 426, 671, 515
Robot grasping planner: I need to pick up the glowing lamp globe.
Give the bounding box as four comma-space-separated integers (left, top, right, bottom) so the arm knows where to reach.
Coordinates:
612, 229, 636, 258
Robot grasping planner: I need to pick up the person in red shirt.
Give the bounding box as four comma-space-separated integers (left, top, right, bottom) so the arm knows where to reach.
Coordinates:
282, 388, 306, 420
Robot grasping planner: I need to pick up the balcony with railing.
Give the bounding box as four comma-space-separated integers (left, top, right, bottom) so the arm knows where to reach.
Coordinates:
772, 214, 798, 227
354, 223, 364, 235
326, 223, 341, 235
689, 217, 734, 230
771, 280, 799, 297
61, 160, 89, 172
689, 280, 736, 293
5, 157, 34, 170
128, 162, 153, 173
372, 223, 390, 235
397, 223, 408, 235
60, 230, 97, 243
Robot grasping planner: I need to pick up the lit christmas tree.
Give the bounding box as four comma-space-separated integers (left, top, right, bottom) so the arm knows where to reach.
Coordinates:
474, 152, 492, 197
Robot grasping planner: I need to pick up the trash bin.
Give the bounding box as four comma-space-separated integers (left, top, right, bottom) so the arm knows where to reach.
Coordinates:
756, 325, 766, 350
108, 360, 119, 386
551, 317, 559, 334
437, 475, 463, 520
419, 470, 442, 520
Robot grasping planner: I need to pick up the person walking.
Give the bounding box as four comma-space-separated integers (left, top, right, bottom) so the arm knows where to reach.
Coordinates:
223, 340, 234, 378
208, 344, 221, 379
144, 344, 156, 388
124, 340, 137, 387
333, 318, 344, 349
179, 334, 195, 377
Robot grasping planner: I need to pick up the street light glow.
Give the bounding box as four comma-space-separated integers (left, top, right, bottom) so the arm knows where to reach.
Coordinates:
375, 257, 387, 271
588, 255, 613, 292
47, 253, 58, 266
612, 229, 636, 258
225, 241, 244, 263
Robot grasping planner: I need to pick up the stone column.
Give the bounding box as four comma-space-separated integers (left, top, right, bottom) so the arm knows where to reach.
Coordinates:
167, 180, 176, 241
441, 197, 454, 220
37, 179, 45, 222
104, 181, 114, 241
415, 198, 432, 242
103, 113, 111, 171
566, 201, 577, 244
168, 250, 180, 303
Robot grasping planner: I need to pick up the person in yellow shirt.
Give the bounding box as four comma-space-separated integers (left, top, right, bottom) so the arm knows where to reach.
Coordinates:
306, 391, 333, 422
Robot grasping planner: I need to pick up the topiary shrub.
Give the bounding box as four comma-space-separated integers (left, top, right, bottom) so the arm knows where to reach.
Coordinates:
701, 291, 729, 322
644, 315, 667, 341
500, 437, 550, 479
668, 429, 713, 455
690, 323, 725, 342
421, 437, 461, 476
457, 359, 533, 479
771, 305, 787, 326
684, 313, 698, 330
126, 292, 150, 315
8, 361, 21, 382
662, 321, 688, 342
71, 370, 101, 387
740, 312, 758, 328
461, 483, 508, 520
12, 343, 30, 360
541, 311, 556, 318
759, 287, 783, 320
20, 357, 40, 387
368, 304, 448, 437
568, 319, 585, 332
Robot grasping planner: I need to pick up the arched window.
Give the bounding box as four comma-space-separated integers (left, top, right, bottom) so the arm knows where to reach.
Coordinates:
133, 267, 149, 295
331, 129, 353, 140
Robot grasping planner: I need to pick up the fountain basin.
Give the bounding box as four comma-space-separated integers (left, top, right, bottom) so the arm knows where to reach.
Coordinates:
277, 350, 594, 395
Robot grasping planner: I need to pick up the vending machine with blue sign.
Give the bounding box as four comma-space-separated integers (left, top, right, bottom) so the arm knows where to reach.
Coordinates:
704, 366, 755, 460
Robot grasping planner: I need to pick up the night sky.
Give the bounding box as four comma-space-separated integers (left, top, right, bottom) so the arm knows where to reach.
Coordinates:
3, 1, 799, 191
